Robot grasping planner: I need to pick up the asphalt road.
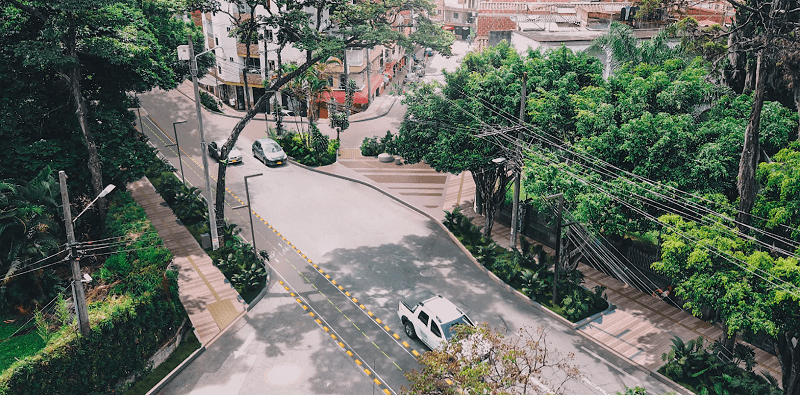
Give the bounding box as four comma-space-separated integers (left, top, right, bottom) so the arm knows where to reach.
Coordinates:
138, 66, 683, 395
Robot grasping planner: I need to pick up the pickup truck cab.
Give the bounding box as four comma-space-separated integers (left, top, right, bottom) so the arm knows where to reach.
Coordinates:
397, 294, 475, 351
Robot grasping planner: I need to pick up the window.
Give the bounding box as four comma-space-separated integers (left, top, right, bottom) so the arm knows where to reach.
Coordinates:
227, 26, 231, 32
229, 57, 234, 62
264, 30, 274, 42
418, 311, 429, 326
215, 37, 219, 45
453, 12, 459, 19
431, 322, 441, 338
339, 73, 347, 88
218, 66, 222, 74
245, 57, 261, 72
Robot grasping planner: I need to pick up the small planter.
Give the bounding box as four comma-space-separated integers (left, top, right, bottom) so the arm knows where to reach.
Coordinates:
378, 152, 394, 163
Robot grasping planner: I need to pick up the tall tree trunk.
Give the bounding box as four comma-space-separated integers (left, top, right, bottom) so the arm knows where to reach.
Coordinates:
719, 321, 738, 360
473, 166, 512, 239
736, 51, 766, 232
794, 85, 800, 141
774, 331, 800, 395
65, 19, 106, 221
214, 53, 327, 231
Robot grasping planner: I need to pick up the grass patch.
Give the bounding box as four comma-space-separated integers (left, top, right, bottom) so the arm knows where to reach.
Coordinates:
124, 331, 201, 395
0, 319, 46, 372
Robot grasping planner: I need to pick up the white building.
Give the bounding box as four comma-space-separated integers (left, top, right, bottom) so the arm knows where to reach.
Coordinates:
192, 1, 406, 116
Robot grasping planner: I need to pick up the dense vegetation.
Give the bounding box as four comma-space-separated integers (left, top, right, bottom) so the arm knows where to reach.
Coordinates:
396, 28, 800, 394
444, 207, 608, 322
0, 192, 185, 394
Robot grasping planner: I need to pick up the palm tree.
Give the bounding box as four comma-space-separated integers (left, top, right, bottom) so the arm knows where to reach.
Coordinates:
0, 168, 63, 311
590, 22, 678, 79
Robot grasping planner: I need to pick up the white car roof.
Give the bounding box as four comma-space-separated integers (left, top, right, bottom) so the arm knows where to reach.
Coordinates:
422, 296, 466, 324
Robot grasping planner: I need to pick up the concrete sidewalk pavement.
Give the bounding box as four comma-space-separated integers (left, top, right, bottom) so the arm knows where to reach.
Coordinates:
128, 178, 246, 345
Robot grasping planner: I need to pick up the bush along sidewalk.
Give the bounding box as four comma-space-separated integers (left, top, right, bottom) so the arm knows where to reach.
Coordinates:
0, 192, 186, 395
444, 207, 608, 322
273, 124, 338, 167
360, 131, 397, 156
659, 336, 781, 395
144, 158, 268, 302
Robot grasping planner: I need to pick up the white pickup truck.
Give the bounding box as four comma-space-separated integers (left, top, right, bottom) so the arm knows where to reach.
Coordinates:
397, 294, 475, 351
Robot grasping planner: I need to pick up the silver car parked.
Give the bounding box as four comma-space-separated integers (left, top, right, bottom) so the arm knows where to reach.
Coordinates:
252, 138, 287, 166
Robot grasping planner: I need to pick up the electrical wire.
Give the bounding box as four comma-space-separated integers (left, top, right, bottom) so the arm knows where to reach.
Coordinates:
0, 281, 74, 344
424, 78, 800, 298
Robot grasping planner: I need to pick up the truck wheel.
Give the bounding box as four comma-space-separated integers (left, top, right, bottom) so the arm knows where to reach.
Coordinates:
404, 321, 417, 339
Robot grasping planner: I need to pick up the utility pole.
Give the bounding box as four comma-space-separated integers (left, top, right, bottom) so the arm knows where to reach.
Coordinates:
232, 173, 263, 253
59, 171, 90, 336
510, 72, 526, 250
187, 34, 220, 250
545, 193, 564, 306
366, 47, 372, 105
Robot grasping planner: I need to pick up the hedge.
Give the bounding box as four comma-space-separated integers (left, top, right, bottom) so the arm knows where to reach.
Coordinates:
0, 192, 186, 394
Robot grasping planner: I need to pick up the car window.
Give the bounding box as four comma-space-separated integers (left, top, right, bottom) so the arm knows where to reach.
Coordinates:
441, 316, 472, 341
418, 311, 429, 326
431, 322, 441, 338
265, 143, 281, 153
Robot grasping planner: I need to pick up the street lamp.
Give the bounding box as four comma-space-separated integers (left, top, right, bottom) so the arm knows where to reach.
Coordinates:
168, 120, 188, 184
178, 36, 220, 250
58, 171, 116, 336
232, 173, 263, 253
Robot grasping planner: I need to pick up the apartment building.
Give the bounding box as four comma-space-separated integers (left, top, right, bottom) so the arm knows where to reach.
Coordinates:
192, 1, 405, 116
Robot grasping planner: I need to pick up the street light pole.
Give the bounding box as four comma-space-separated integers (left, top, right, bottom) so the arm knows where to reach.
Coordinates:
232, 173, 263, 253
187, 34, 220, 250
58, 171, 91, 336
169, 120, 188, 184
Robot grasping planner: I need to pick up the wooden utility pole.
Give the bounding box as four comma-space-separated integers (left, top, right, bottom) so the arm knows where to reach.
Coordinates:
59, 171, 90, 336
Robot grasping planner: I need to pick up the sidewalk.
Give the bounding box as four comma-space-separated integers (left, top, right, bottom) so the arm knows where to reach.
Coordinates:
128, 178, 246, 345
442, 174, 783, 382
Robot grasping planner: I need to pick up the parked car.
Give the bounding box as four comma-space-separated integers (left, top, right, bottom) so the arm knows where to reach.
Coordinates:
207, 141, 242, 164
404, 73, 418, 82
398, 294, 476, 351
412, 65, 425, 77
252, 138, 287, 166
275, 109, 298, 117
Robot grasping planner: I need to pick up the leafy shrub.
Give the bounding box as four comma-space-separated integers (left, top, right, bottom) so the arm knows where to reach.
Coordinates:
659, 336, 782, 395
443, 207, 608, 322
360, 131, 397, 156
199, 91, 222, 112
273, 124, 338, 166
561, 285, 608, 322
209, 226, 269, 296
0, 193, 186, 395
145, 160, 208, 227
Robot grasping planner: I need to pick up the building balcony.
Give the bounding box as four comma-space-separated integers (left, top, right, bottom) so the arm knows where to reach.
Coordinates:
237, 43, 260, 57
240, 70, 263, 86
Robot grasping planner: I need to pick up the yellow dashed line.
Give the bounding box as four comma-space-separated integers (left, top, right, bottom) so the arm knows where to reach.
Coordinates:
384, 389, 391, 395
311, 284, 317, 289
393, 333, 400, 339
364, 369, 371, 376
383, 325, 390, 331
315, 319, 322, 324
323, 326, 330, 332
355, 359, 362, 366
343, 314, 350, 321
373, 378, 381, 385
367, 311, 374, 316
412, 350, 420, 357
376, 318, 382, 324
345, 292, 351, 297
402, 341, 409, 347
352, 297, 358, 303
359, 304, 365, 309
346, 350, 353, 356
309, 312, 315, 317
394, 362, 401, 370
330, 334, 337, 340
338, 285, 344, 290
302, 305, 308, 310
353, 323, 360, 330
295, 298, 302, 303
278, 281, 284, 285
338, 342, 345, 348
362, 332, 370, 339
325, 274, 330, 279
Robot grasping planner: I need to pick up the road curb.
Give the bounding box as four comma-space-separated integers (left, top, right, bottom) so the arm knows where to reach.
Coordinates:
291, 159, 692, 395
174, 83, 397, 124
247, 269, 272, 311
145, 346, 206, 395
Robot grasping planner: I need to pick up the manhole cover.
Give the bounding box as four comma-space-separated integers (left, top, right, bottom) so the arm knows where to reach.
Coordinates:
420, 269, 437, 277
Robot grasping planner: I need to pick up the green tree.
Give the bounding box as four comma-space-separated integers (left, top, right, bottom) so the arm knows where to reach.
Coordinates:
753, 142, 800, 250
3, 0, 204, 220
402, 324, 581, 395
0, 167, 63, 312
653, 215, 800, 394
